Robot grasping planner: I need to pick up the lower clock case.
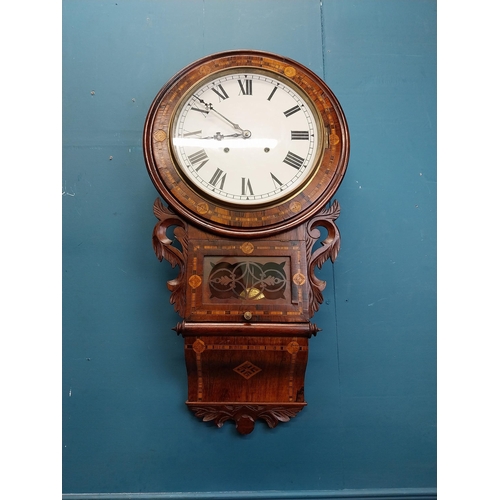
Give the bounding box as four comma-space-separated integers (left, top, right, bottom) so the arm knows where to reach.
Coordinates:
152, 197, 341, 434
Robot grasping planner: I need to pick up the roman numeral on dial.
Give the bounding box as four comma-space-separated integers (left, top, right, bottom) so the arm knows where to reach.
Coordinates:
183, 130, 203, 137
270, 173, 283, 189
187, 149, 209, 171
190, 102, 209, 115
291, 131, 310, 140
211, 85, 229, 101
284, 105, 301, 117
238, 79, 252, 95
209, 168, 227, 189
267, 86, 278, 101
241, 178, 254, 196
283, 151, 305, 170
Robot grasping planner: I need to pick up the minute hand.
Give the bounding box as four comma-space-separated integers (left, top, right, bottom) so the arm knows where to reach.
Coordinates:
193, 96, 250, 136
209, 106, 243, 133
210, 107, 252, 138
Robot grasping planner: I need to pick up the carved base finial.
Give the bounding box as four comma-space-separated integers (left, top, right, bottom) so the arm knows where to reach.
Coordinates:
186, 403, 306, 435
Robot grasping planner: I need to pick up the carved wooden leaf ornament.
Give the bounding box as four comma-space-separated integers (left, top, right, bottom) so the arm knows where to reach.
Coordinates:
187, 404, 304, 433
306, 201, 341, 314
152, 198, 188, 316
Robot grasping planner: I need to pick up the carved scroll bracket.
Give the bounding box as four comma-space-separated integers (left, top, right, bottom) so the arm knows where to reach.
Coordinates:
152, 198, 188, 316
306, 200, 341, 316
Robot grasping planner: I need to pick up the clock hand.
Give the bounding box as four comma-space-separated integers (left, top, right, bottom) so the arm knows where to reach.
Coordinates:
209, 107, 243, 132
201, 132, 243, 140
193, 96, 251, 138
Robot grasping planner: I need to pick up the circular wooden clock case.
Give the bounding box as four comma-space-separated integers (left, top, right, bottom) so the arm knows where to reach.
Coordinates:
143, 50, 349, 238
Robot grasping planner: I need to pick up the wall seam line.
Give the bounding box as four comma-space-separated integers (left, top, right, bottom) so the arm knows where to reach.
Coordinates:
320, 0, 326, 80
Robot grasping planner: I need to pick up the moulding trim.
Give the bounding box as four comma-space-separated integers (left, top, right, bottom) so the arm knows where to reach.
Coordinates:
62, 487, 437, 500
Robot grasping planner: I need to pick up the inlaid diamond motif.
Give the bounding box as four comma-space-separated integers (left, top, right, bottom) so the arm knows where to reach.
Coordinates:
233, 361, 262, 380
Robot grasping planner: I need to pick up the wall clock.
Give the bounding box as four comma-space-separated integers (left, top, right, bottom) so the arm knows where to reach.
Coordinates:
143, 50, 349, 434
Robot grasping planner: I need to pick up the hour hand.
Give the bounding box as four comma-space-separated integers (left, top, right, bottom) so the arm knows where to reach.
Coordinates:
201, 132, 243, 140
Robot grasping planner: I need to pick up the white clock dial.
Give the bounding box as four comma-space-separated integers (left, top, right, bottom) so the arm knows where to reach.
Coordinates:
170, 70, 322, 206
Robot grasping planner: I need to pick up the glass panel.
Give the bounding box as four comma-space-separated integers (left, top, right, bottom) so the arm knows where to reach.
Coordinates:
203, 256, 291, 303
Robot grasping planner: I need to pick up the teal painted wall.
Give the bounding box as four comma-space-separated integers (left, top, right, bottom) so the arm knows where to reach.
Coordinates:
62, 0, 436, 496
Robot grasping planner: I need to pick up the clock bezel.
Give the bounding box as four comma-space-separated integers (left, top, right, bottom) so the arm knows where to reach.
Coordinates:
143, 49, 349, 238
168, 67, 325, 208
